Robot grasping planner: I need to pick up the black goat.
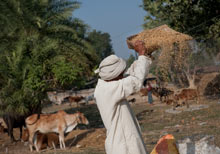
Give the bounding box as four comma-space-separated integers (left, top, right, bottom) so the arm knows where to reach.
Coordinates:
152, 87, 174, 102
2, 105, 41, 142
3, 114, 26, 142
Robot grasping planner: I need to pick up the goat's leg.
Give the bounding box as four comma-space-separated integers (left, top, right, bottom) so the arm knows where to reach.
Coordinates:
29, 143, 33, 152
8, 123, 15, 142
60, 132, 65, 149
58, 125, 65, 149
19, 126, 22, 141
165, 96, 168, 102
186, 100, 189, 108
197, 97, 200, 104
52, 141, 56, 150
28, 131, 35, 152
59, 135, 63, 149
33, 133, 40, 152
58, 133, 66, 149
59, 133, 66, 149
159, 96, 162, 103
172, 101, 176, 110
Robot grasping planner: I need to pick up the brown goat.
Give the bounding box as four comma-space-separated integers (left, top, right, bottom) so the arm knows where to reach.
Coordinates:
25, 111, 89, 152
22, 128, 59, 151
173, 88, 200, 109
68, 96, 84, 107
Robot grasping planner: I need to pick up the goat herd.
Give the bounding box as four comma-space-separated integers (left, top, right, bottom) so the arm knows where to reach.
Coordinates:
0, 110, 89, 152
139, 85, 200, 109
0, 85, 201, 152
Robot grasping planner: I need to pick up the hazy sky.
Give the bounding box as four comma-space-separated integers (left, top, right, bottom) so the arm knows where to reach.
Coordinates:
74, 0, 146, 59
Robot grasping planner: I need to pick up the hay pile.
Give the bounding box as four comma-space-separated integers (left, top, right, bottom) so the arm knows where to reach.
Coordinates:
204, 74, 220, 97
127, 25, 194, 81
197, 73, 219, 95
127, 24, 193, 52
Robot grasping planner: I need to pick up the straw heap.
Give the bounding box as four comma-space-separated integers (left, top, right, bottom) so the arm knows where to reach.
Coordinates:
127, 25, 194, 81
126, 24, 193, 52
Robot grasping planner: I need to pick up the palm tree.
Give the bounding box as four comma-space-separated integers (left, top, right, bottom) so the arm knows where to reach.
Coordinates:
0, 0, 98, 114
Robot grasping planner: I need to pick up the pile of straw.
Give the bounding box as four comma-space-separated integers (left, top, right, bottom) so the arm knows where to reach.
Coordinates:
126, 24, 193, 52
127, 25, 194, 81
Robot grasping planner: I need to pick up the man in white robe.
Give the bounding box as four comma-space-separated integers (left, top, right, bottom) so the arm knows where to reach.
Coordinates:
94, 41, 153, 154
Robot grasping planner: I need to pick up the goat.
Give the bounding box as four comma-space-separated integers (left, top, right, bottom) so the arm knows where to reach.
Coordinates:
139, 88, 148, 97
152, 87, 174, 103
173, 88, 200, 109
25, 111, 89, 152
22, 128, 59, 151
1, 104, 41, 142
67, 96, 84, 107
2, 114, 26, 142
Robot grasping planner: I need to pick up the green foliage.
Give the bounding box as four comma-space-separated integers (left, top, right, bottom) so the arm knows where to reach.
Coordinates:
0, 0, 98, 115
142, 0, 220, 40
51, 59, 85, 88
126, 54, 136, 68
87, 30, 115, 63
142, 0, 220, 85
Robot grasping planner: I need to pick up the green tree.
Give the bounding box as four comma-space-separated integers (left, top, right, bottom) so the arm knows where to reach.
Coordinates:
126, 54, 136, 68
87, 30, 114, 63
0, 0, 98, 115
141, 0, 220, 86
142, 0, 220, 40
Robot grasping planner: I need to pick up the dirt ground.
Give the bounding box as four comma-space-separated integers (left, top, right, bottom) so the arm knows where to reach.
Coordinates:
0, 93, 220, 154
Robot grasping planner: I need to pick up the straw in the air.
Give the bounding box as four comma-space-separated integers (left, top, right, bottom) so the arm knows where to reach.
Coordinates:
127, 25, 194, 81
126, 24, 193, 52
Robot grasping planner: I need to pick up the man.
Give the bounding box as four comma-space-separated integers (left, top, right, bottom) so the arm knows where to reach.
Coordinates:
147, 82, 154, 105
94, 41, 153, 154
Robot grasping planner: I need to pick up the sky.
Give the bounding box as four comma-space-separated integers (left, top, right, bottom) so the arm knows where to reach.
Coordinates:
74, 0, 146, 59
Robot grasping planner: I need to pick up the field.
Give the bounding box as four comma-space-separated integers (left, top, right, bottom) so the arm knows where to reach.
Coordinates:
0, 93, 220, 154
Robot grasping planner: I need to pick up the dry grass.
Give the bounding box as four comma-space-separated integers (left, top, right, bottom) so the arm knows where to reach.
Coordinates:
1, 95, 220, 154
134, 98, 220, 151
127, 25, 195, 81
127, 25, 193, 52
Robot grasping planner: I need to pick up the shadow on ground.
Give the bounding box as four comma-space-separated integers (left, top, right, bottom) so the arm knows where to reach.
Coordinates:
65, 104, 104, 129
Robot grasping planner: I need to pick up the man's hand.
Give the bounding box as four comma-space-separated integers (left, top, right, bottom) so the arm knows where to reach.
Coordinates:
133, 41, 147, 56
133, 40, 154, 59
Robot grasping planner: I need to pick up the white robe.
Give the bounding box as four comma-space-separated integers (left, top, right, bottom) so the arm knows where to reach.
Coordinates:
94, 56, 151, 154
